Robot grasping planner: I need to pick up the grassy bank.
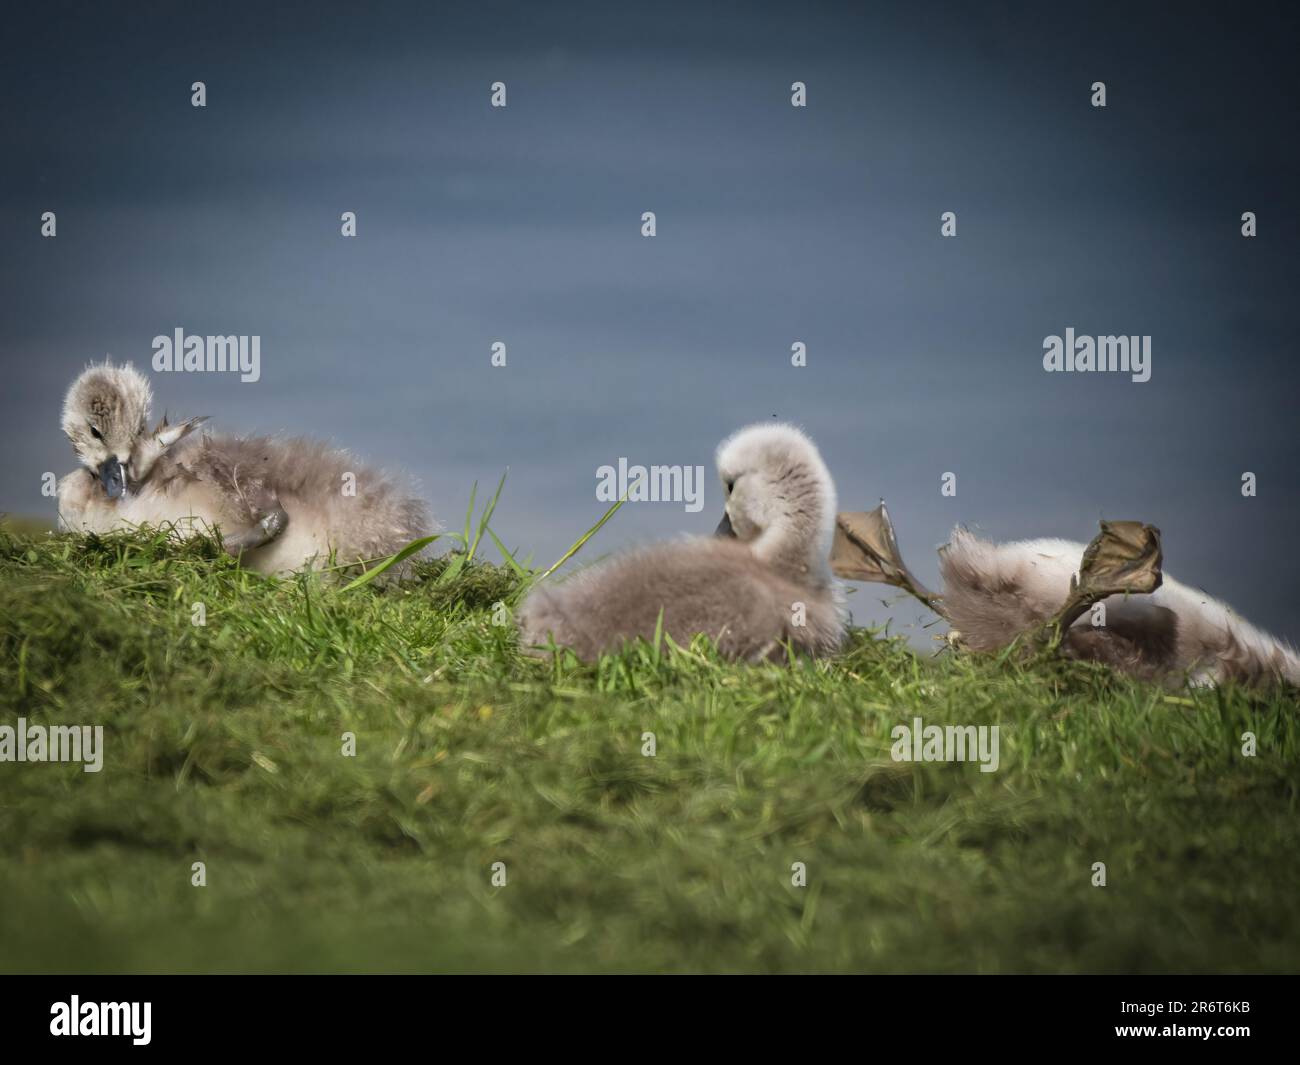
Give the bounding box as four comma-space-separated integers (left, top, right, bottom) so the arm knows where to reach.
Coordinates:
1, 523, 1297, 973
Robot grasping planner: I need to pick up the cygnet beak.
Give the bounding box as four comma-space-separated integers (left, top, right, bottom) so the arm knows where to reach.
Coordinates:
99, 457, 127, 500
714, 510, 736, 538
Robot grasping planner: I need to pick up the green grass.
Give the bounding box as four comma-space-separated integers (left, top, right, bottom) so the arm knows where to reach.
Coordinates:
0, 518, 1297, 973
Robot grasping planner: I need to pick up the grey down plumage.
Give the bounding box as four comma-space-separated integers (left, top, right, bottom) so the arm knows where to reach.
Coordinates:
517, 422, 846, 662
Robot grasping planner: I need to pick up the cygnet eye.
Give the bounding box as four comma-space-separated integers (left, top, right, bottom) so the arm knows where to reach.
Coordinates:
724, 478, 735, 494
89, 425, 103, 441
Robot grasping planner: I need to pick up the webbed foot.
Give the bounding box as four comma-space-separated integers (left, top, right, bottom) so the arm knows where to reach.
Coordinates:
831, 502, 946, 617
222, 503, 289, 557
1041, 519, 1163, 649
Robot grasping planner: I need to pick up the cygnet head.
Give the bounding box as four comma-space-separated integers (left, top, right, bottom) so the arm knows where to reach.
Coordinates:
713, 422, 837, 585
61, 361, 206, 498
61, 361, 153, 499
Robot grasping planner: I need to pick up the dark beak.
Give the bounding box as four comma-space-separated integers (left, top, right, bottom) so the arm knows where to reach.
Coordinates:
99, 457, 127, 500
714, 510, 736, 538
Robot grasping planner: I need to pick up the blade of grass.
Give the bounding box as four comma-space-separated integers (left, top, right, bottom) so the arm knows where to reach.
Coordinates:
466, 470, 508, 564
486, 525, 528, 578
338, 535, 441, 592
462, 482, 478, 547
436, 554, 466, 586
535, 476, 644, 583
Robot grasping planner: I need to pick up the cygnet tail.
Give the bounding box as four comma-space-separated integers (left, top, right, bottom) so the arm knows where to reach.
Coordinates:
937, 529, 1069, 651
1198, 607, 1300, 688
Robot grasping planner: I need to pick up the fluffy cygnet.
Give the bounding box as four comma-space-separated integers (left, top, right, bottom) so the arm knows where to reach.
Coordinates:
517, 422, 845, 662
57, 361, 433, 575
